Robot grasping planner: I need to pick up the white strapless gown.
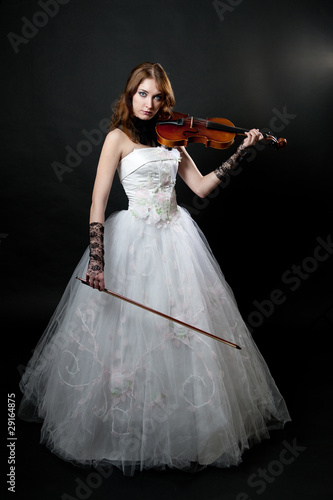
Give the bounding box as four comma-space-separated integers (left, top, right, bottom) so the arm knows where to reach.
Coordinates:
19, 147, 290, 474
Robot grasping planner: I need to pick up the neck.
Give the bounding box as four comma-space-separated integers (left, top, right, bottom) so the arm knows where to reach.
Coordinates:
133, 115, 158, 146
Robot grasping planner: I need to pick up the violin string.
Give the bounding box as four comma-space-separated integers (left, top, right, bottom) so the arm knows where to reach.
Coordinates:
191, 116, 249, 135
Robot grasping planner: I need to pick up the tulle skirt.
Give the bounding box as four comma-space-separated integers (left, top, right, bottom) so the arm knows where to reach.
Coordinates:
19, 207, 290, 474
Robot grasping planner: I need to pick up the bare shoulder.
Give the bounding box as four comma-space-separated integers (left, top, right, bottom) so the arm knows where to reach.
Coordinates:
103, 128, 126, 150
103, 128, 136, 161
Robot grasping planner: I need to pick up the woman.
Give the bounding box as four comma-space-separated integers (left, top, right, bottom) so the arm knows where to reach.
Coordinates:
19, 62, 290, 475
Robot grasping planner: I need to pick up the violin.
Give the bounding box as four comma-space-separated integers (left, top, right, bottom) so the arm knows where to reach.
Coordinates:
156, 111, 287, 151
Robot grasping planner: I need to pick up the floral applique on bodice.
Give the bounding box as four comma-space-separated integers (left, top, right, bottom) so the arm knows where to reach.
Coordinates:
117, 147, 182, 228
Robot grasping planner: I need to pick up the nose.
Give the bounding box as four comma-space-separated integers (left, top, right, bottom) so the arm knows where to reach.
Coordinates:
145, 97, 153, 109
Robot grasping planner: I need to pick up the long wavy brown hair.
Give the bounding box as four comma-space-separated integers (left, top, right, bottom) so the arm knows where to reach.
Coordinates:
110, 62, 175, 142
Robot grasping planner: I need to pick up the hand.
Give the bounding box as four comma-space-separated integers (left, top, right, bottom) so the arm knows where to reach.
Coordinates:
86, 266, 105, 291
242, 129, 263, 149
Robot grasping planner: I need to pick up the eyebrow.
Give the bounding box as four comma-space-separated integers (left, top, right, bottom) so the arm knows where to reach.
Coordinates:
138, 87, 162, 96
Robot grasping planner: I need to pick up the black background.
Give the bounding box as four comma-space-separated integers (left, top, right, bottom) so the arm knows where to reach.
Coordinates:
1, 1, 332, 499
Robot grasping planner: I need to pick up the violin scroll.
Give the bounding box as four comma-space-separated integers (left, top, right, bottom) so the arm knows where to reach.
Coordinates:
261, 133, 287, 150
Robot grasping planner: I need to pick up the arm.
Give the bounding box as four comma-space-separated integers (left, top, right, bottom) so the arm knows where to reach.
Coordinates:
178, 129, 263, 198
89, 128, 124, 223
86, 129, 125, 290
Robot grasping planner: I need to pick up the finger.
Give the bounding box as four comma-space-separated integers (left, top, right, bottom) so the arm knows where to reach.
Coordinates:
88, 276, 95, 288
248, 129, 262, 144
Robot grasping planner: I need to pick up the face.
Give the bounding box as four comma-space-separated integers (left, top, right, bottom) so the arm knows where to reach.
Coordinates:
132, 78, 163, 120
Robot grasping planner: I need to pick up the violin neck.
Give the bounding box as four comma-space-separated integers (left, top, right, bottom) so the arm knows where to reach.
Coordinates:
205, 119, 249, 136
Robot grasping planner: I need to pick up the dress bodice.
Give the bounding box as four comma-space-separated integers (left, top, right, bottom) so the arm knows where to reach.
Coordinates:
117, 147, 181, 228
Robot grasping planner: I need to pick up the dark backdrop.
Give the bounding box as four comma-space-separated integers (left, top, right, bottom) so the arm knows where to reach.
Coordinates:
1, 1, 332, 499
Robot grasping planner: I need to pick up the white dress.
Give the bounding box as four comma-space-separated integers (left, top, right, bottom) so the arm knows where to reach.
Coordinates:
19, 146, 291, 474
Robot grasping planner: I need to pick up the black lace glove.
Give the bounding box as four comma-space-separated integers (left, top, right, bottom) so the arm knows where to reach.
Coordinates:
86, 222, 105, 290
214, 143, 248, 180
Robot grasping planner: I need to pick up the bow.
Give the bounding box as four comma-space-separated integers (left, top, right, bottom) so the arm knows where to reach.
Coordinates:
76, 277, 241, 350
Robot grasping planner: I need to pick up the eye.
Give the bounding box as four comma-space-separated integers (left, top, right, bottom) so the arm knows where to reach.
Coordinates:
138, 91, 147, 97
154, 95, 162, 101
